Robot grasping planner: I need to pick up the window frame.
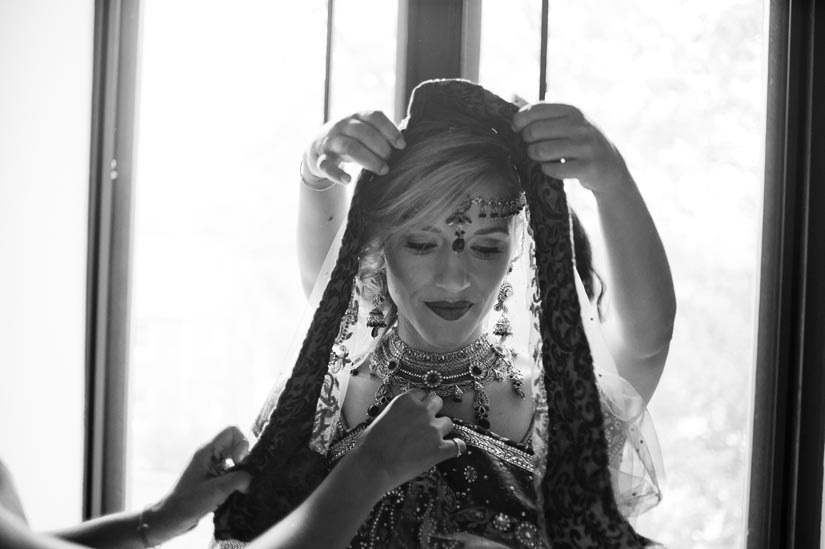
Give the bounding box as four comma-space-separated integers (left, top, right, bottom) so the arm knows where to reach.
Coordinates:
746, 0, 825, 546
84, 0, 141, 518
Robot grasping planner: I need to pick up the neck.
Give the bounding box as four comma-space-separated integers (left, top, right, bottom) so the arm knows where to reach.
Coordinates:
395, 317, 484, 354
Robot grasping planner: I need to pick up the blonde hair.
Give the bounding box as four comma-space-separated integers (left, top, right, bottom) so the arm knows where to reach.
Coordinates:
357, 117, 522, 320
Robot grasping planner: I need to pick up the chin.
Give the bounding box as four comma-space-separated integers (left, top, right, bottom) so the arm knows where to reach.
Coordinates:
416, 318, 481, 351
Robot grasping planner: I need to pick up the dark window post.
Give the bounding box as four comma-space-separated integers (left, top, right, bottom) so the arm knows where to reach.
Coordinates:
747, 0, 825, 546
84, 0, 141, 519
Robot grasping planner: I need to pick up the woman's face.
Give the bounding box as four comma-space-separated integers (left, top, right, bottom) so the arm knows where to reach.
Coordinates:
384, 177, 518, 352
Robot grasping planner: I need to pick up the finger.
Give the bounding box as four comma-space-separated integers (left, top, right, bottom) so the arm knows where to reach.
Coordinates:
436, 437, 467, 462
323, 134, 390, 175
538, 158, 583, 180
526, 139, 580, 164
422, 392, 444, 415
208, 470, 252, 502
354, 110, 406, 149
209, 426, 247, 456
434, 415, 454, 437
315, 153, 351, 185
228, 435, 250, 464
340, 118, 396, 164
406, 388, 429, 401
512, 103, 582, 131
520, 117, 590, 144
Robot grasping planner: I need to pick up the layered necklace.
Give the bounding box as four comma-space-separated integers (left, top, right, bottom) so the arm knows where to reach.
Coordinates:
361, 328, 525, 429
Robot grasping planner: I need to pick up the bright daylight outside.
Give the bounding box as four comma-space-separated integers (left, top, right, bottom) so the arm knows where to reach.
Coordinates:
127, 1, 766, 548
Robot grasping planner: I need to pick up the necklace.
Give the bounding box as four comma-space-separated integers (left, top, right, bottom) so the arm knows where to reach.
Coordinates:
362, 328, 525, 429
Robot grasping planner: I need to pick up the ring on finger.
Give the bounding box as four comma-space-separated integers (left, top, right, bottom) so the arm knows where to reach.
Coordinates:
451, 438, 463, 458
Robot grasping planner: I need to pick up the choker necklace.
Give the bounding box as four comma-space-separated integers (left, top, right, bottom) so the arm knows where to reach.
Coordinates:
361, 329, 524, 429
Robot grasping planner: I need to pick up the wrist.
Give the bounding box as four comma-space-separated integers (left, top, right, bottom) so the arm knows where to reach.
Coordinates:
300, 159, 336, 191
139, 499, 186, 548
342, 445, 395, 496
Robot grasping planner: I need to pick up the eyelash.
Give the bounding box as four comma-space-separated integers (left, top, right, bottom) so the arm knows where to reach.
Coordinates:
403, 241, 503, 258
404, 242, 436, 254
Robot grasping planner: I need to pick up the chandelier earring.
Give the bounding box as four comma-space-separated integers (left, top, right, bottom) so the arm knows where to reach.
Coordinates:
493, 265, 515, 342
366, 280, 388, 338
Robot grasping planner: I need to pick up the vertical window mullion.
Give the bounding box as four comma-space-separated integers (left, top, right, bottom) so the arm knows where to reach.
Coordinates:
84, 0, 141, 519
323, 0, 335, 123
747, 0, 825, 546
538, 0, 548, 101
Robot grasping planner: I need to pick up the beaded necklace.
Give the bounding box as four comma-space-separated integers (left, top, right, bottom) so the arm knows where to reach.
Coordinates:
361, 328, 525, 429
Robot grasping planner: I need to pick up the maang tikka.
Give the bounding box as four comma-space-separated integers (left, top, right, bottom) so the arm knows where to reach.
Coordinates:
446, 194, 527, 254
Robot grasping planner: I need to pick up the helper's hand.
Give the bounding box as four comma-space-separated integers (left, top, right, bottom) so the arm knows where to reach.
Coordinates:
143, 426, 252, 546
349, 389, 466, 494
512, 103, 632, 196
301, 110, 406, 187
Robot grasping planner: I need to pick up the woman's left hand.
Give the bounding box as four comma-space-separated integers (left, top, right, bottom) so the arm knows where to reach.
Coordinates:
143, 426, 252, 546
512, 103, 631, 196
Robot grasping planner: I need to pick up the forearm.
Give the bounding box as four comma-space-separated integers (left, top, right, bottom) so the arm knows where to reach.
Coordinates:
594, 176, 676, 357
1, 507, 88, 549
249, 452, 390, 549
51, 510, 146, 549
297, 177, 349, 297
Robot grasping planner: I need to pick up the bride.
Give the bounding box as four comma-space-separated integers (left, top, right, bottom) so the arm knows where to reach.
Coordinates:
212, 79, 674, 548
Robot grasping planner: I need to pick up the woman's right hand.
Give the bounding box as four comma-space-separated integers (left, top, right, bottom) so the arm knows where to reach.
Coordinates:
301, 111, 405, 188
348, 389, 465, 494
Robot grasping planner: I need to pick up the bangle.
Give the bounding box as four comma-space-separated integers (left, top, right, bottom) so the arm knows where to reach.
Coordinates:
300, 162, 336, 192
137, 505, 158, 548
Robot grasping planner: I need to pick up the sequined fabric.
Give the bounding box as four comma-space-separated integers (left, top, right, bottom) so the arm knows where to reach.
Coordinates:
329, 418, 539, 549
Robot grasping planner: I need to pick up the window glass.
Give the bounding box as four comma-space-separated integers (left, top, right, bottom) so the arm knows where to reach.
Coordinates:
0, 1, 92, 529
328, 0, 399, 121
478, 0, 543, 102
481, 1, 766, 546
127, 2, 327, 547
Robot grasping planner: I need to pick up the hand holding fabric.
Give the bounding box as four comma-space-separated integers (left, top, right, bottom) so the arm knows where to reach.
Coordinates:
301, 110, 406, 187
143, 426, 251, 546
347, 389, 465, 494
512, 103, 631, 196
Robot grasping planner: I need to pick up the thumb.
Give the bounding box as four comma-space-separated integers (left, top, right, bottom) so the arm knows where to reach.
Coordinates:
204, 470, 252, 505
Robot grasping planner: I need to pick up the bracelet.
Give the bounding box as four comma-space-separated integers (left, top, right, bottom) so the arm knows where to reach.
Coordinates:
137, 505, 158, 548
300, 162, 336, 192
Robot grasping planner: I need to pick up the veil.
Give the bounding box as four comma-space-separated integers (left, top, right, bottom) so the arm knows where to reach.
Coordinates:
213, 79, 663, 547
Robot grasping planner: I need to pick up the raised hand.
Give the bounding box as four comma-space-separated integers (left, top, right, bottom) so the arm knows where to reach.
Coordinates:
301, 110, 406, 188
512, 103, 631, 196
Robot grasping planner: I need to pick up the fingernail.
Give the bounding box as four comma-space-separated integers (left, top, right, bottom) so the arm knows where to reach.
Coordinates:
342, 173, 351, 184
396, 136, 406, 148
379, 164, 389, 175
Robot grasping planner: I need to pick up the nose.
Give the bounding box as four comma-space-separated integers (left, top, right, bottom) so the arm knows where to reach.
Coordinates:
434, 248, 471, 292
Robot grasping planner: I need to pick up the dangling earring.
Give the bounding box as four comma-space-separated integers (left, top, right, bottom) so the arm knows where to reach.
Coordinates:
493, 267, 514, 342
366, 290, 387, 337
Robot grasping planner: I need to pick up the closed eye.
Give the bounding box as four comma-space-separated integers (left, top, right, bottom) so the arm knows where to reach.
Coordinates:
404, 241, 437, 254
471, 245, 504, 259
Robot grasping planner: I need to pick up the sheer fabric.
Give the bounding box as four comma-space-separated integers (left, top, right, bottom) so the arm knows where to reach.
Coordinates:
211, 80, 662, 548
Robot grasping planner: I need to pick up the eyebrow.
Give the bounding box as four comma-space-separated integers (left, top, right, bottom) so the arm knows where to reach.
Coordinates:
472, 227, 510, 237
414, 226, 510, 237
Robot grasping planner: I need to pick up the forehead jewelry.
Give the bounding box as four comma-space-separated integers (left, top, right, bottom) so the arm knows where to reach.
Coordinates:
445, 193, 527, 253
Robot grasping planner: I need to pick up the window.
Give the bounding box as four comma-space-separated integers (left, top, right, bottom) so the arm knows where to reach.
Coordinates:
0, 0, 93, 530
478, 2, 766, 543
82, 0, 823, 546
125, 3, 328, 547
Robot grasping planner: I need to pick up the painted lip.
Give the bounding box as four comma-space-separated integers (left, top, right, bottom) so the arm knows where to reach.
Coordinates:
424, 300, 474, 321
